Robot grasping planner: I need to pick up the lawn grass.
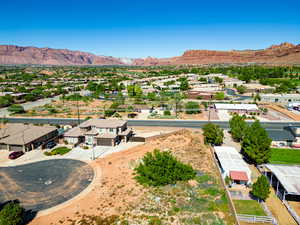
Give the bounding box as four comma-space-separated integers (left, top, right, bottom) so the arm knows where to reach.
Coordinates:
44, 147, 71, 156
269, 148, 300, 164
233, 200, 266, 216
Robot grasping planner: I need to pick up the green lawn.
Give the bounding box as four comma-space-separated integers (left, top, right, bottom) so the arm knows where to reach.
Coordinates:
269, 148, 300, 164
44, 147, 71, 156
233, 200, 266, 216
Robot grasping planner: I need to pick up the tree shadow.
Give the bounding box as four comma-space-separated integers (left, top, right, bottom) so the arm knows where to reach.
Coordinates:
0, 199, 38, 225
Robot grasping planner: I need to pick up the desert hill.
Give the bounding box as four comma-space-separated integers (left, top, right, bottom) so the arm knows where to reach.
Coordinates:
0, 42, 299, 66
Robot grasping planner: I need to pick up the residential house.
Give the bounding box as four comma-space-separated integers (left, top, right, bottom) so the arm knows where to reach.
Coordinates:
0, 123, 58, 152
64, 119, 133, 147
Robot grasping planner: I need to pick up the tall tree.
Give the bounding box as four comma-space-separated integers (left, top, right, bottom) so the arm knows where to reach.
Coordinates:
251, 175, 271, 201
0, 202, 24, 225
179, 79, 189, 91
229, 114, 249, 142
202, 123, 224, 146
241, 120, 272, 164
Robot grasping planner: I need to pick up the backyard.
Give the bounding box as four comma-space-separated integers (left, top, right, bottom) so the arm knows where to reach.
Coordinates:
233, 200, 266, 216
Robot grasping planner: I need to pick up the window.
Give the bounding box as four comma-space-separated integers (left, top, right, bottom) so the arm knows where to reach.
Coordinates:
109, 128, 113, 132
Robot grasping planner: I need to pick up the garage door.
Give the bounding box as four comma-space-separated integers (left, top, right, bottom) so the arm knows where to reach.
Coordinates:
0, 144, 7, 150
97, 138, 113, 146
10, 145, 23, 152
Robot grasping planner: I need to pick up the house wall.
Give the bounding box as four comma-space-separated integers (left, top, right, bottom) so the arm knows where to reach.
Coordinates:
261, 95, 300, 103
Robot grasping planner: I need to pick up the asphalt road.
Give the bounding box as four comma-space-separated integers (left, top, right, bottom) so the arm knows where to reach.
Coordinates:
1, 117, 300, 130
0, 159, 94, 211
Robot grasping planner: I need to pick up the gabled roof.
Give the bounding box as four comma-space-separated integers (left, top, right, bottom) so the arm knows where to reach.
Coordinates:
0, 123, 57, 145
230, 171, 249, 181
79, 119, 127, 128
264, 164, 300, 195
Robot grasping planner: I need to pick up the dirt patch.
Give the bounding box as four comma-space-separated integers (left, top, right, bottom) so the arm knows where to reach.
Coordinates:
266, 104, 300, 121
28, 129, 235, 225
19, 99, 112, 119
288, 201, 300, 219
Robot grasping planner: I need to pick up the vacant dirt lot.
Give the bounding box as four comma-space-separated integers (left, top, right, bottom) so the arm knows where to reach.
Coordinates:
20, 99, 112, 119
266, 104, 300, 121
29, 129, 234, 225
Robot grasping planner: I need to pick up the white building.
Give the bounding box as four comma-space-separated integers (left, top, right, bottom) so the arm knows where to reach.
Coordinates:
214, 103, 259, 112
261, 94, 300, 103
214, 146, 252, 185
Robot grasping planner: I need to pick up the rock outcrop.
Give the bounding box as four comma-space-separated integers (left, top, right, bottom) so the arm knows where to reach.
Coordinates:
0, 42, 299, 66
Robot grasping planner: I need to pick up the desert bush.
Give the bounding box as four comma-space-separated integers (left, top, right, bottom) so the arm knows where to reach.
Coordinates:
134, 149, 196, 186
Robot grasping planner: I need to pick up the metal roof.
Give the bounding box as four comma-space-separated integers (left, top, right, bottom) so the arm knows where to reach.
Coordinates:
264, 164, 300, 195
214, 146, 252, 181
266, 129, 295, 141
230, 171, 249, 181
214, 103, 258, 111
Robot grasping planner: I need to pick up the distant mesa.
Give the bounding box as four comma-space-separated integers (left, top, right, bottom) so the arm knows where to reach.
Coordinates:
0, 42, 299, 66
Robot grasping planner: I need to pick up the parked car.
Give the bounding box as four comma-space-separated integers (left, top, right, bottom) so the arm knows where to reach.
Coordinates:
46, 141, 56, 149
8, 151, 24, 160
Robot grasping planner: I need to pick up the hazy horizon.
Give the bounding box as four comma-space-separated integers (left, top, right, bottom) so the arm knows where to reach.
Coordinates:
1, 0, 300, 58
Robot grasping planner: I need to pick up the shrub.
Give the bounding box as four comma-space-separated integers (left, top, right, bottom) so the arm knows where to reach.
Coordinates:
185, 101, 201, 114
0, 202, 24, 225
134, 149, 196, 186
163, 110, 171, 116
7, 104, 25, 114
44, 147, 71, 156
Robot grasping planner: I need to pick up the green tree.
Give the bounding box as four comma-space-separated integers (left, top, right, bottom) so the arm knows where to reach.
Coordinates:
0, 95, 13, 107
215, 92, 225, 100
185, 101, 201, 114
147, 92, 157, 101
229, 114, 249, 142
163, 110, 171, 116
236, 85, 246, 94
0, 202, 24, 225
241, 120, 272, 165
134, 149, 196, 186
7, 104, 25, 114
179, 79, 189, 91
214, 77, 223, 84
251, 175, 271, 201
202, 123, 224, 145
253, 93, 261, 102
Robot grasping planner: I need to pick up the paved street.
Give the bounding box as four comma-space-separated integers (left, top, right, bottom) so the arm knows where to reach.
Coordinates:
0, 159, 93, 211
1, 117, 300, 130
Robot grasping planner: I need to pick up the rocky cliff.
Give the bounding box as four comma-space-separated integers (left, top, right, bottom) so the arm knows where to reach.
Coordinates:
0, 45, 124, 65
0, 42, 299, 66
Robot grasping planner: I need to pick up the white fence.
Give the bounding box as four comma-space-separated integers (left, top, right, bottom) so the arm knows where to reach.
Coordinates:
237, 214, 278, 224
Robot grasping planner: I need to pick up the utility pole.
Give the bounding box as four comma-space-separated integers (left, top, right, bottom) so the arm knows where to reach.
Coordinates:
76, 94, 80, 125
208, 100, 212, 122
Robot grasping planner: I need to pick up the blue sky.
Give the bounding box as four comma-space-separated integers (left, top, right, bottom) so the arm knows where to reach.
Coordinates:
1, 0, 300, 58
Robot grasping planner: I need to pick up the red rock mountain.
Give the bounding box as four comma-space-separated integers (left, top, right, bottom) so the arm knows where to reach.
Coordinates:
0, 45, 123, 65
0, 42, 299, 66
